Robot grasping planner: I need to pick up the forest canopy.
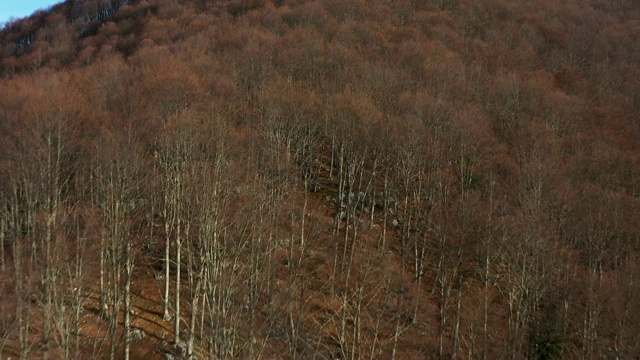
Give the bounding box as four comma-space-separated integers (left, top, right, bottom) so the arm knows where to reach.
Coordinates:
0, 0, 639, 359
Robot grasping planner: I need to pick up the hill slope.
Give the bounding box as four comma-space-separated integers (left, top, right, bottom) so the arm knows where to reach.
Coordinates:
1, 0, 639, 358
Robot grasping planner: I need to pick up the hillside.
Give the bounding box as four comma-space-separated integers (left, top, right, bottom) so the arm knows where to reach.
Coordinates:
0, 0, 639, 359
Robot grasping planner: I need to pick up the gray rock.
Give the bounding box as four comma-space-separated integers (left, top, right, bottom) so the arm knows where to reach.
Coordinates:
175, 341, 188, 356
130, 328, 145, 341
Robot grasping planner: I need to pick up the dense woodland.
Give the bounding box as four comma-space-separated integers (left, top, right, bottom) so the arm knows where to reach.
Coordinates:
0, 0, 639, 358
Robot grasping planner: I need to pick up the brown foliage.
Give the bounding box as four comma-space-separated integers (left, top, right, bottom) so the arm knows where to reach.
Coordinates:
1, 0, 639, 358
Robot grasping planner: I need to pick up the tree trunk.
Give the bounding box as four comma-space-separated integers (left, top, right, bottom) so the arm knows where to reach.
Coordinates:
0, 216, 4, 272
124, 235, 133, 360
163, 196, 172, 321
174, 219, 182, 345
450, 287, 462, 359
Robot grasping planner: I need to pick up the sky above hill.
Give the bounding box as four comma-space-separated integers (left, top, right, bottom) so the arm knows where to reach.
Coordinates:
0, 0, 61, 26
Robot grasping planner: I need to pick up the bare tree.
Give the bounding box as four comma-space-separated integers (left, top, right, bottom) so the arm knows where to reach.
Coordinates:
93, 131, 144, 360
